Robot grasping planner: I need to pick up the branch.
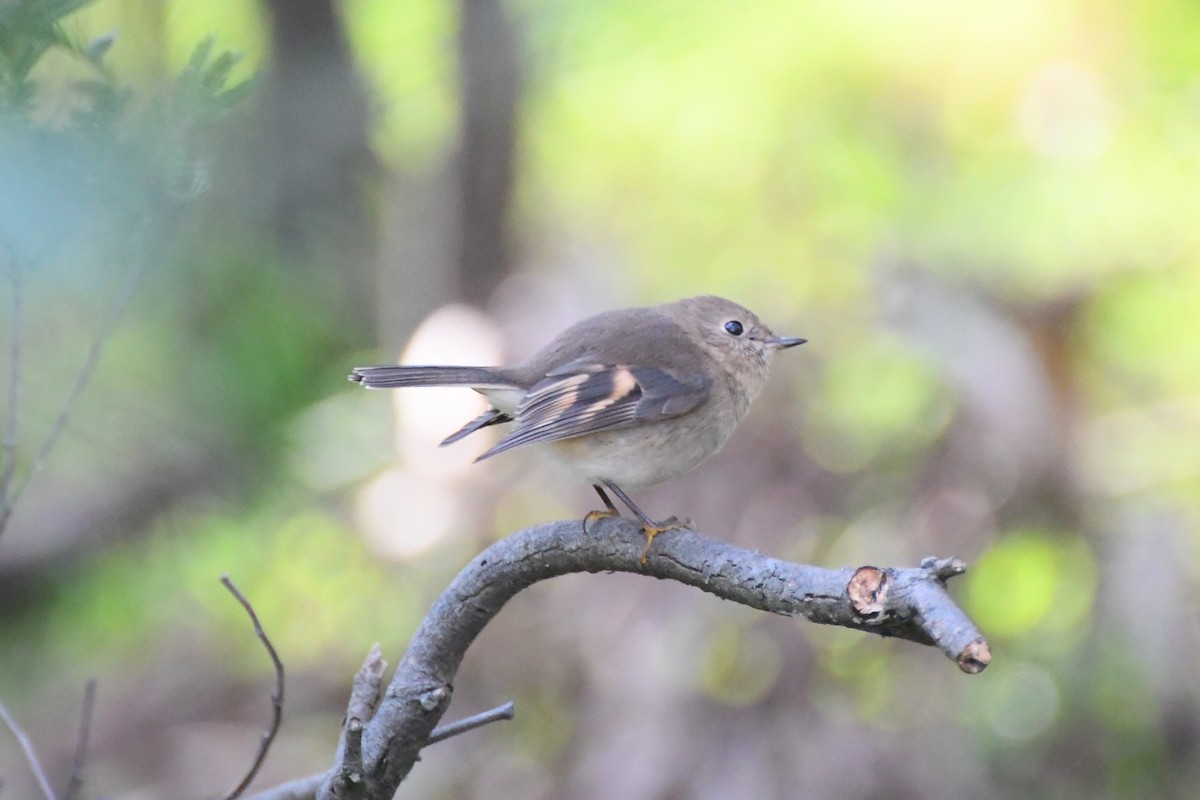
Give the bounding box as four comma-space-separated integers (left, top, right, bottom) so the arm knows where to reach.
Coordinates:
427, 701, 515, 746
61, 680, 96, 800
246, 644, 386, 800
247, 695, 516, 800
0, 256, 22, 531
344, 644, 386, 731
245, 774, 323, 800
221, 575, 286, 800
0, 697, 58, 800
305, 516, 989, 799
0, 247, 147, 536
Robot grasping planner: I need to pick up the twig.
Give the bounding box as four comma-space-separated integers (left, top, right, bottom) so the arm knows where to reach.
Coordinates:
335, 719, 365, 799
427, 701, 515, 746
345, 644, 386, 727
329, 645, 389, 800
0, 258, 22, 535
244, 774, 323, 800
61, 680, 97, 800
220, 575, 286, 800
0, 252, 147, 535
244, 694, 515, 798
245, 645, 390, 800
0, 697, 59, 800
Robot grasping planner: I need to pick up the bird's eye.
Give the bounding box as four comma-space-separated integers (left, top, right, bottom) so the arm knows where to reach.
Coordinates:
724, 320, 744, 336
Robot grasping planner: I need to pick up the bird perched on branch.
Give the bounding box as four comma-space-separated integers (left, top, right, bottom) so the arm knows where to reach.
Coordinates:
350, 295, 805, 559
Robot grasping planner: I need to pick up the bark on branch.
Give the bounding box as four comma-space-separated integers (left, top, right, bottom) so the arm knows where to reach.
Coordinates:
253, 516, 991, 800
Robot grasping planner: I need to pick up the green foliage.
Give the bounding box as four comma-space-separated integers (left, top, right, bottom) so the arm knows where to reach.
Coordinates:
0, 0, 251, 258
174, 34, 256, 124
0, 0, 256, 533
0, 0, 91, 102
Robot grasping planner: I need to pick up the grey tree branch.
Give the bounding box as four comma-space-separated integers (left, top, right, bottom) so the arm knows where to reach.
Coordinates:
0, 696, 58, 800
345, 644, 386, 732
61, 679, 96, 800
246, 774, 324, 800
247, 518, 988, 800
221, 575, 286, 800
241, 516, 991, 800
246, 646, 388, 800
246, 656, 518, 800
427, 701, 515, 746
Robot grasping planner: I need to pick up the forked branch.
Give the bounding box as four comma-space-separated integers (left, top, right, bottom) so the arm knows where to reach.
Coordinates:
249, 517, 991, 800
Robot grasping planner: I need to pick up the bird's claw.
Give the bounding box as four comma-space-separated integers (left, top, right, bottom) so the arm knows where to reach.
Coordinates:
582, 507, 693, 563
639, 517, 692, 563
582, 508, 619, 534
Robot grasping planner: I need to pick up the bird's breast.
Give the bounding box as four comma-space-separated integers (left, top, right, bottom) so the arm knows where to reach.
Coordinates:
537, 409, 736, 489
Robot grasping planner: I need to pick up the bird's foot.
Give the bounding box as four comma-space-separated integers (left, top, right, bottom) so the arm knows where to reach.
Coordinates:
582, 508, 620, 535
639, 517, 694, 563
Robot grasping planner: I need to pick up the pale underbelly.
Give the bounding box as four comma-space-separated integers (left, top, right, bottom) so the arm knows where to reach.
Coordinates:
534, 424, 729, 489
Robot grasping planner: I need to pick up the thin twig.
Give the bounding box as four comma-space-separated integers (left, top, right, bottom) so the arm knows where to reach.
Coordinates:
0, 697, 59, 800
0, 250, 147, 534
0, 258, 22, 535
335, 718, 365, 799
61, 680, 97, 800
345, 644, 386, 727
220, 575, 286, 800
427, 701, 515, 746
244, 773, 323, 800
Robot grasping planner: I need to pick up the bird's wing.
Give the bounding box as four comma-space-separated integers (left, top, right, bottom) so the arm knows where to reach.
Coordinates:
440, 407, 514, 446
475, 359, 711, 461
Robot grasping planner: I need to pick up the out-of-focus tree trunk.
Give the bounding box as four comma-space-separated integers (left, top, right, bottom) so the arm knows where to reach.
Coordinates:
258, 0, 376, 279
378, 0, 523, 351
455, 0, 522, 306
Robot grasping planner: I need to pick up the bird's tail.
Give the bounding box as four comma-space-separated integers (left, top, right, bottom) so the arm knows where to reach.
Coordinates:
348, 365, 520, 390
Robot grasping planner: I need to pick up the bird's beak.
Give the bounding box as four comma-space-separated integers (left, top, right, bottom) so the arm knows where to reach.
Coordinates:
764, 336, 807, 349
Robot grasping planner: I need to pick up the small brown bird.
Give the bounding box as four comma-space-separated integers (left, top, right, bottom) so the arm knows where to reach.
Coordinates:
351, 295, 805, 557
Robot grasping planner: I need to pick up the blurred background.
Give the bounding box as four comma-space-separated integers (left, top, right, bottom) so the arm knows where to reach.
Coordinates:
1, 0, 1198, 798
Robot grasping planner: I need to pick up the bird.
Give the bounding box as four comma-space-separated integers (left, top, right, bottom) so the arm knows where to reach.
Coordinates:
350, 295, 805, 559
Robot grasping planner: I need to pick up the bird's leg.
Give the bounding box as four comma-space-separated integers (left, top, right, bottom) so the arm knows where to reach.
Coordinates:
602, 481, 693, 563
582, 484, 623, 533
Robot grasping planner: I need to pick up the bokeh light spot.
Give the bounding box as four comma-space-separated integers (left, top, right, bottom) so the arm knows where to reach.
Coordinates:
982, 662, 1060, 741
